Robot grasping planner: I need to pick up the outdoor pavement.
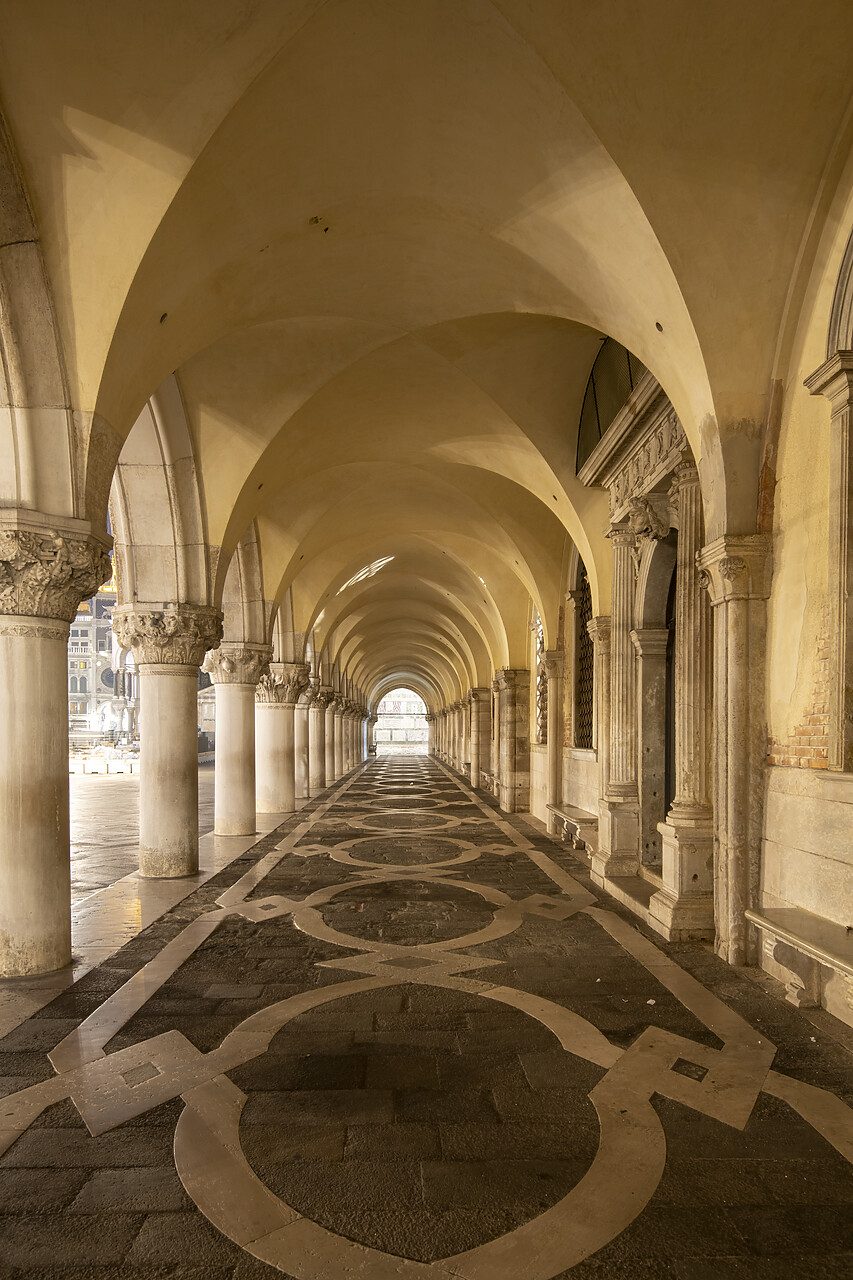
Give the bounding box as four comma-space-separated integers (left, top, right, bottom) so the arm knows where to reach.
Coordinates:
1, 756, 853, 1277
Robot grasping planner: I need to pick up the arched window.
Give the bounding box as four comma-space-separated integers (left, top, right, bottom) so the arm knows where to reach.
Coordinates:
79, 676, 88, 694
69, 676, 78, 693
576, 338, 648, 472
574, 564, 594, 749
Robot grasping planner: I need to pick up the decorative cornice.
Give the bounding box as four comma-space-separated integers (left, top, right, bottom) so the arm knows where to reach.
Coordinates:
113, 604, 223, 667
0, 525, 111, 621
202, 642, 271, 686
804, 349, 853, 417
696, 535, 772, 606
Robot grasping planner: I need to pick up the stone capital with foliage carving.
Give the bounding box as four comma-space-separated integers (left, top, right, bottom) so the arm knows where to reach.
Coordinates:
113, 603, 223, 667
255, 661, 310, 705
0, 523, 112, 622
202, 642, 271, 686
313, 686, 335, 712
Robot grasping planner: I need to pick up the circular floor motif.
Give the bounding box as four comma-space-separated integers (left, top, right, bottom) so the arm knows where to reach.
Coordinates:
176, 980, 667, 1280
318, 881, 498, 945
330, 833, 479, 870
360, 795, 449, 811
349, 811, 459, 833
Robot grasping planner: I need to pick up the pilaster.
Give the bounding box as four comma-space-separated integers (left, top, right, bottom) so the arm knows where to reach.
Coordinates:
543, 651, 564, 834
496, 669, 529, 813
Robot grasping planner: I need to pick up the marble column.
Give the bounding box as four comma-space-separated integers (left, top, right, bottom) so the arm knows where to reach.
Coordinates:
490, 679, 501, 790
325, 695, 339, 782
425, 712, 435, 756
334, 701, 346, 778
368, 712, 378, 756
0, 521, 111, 976
496, 669, 530, 813
630, 628, 669, 866
203, 643, 270, 835
310, 688, 333, 793
255, 662, 309, 813
594, 526, 640, 881
652, 463, 715, 939
697, 535, 772, 965
294, 678, 316, 799
469, 688, 488, 788
543, 651, 564, 835
114, 602, 223, 879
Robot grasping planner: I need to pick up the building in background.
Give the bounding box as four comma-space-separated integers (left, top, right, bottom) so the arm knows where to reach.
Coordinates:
374, 688, 428, 754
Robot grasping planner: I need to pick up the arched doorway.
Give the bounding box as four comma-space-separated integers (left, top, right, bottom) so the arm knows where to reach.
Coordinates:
374, 688, 428, 755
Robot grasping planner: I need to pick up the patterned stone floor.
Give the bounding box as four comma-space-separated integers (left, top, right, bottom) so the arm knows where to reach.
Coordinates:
1, 756, 853, 1277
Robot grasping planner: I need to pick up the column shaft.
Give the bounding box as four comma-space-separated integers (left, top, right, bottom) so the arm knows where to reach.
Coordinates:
213, 683, 257, 834
544, 652, 563, 834
139, 664, 201, 875
0, 622, 72, 974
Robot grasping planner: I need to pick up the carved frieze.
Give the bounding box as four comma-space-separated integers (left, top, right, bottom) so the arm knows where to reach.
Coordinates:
113, 604, 223, 667
0, 527, 112, 621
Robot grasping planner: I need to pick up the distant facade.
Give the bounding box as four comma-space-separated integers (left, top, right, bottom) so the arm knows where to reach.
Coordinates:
374, 689, 428, 752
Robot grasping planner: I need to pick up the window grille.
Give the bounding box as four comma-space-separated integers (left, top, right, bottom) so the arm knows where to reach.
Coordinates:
575, 565, 594, 749
534, 612, 547, 744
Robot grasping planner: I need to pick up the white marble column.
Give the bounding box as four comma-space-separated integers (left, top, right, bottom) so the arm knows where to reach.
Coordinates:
469, 689, 488, 787
334, 701, 346, 778
255, 662, 309, 813
697, 536, 771, 965
490, 679, 501, 790
203, 643, 270, 836
325, 695, 339, 782
425, 712, 435, 756
368, 712, 378, 756
0, 521, 111, 975
294, 678, 316, 799
594, 526, 640, 881
310, 688, 332, 793
496, 669, 530, 813
543, 651, 564, 835
114, 602, 223, 879
652, 463, 715, 939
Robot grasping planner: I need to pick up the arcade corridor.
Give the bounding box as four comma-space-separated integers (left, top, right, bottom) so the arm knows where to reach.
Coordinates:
1, 758, 852, 1277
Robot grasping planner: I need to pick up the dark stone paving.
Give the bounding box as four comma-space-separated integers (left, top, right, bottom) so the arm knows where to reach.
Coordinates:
0, 756, 852, 1276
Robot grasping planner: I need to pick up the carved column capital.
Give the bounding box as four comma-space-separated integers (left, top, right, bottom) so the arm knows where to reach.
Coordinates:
313, 686, 335, 712
697, 535, 772, 606
496, 668, 526, 691
298, 676, 319, 708
202, 642, 272, 685
424, 713, 435, 724
543, 650, 563, 680
113, 603, 223, 667
0, 519, 112, 623
469, 686, 490, 704
587, 615, 611, 648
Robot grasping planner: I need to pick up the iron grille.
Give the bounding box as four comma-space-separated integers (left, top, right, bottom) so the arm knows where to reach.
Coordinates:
575, 565, 594, 749
535, 613, 547, 744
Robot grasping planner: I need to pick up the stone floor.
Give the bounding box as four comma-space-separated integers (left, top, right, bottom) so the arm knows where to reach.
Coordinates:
69, 764, 215, 904
2, 756, 853, 1277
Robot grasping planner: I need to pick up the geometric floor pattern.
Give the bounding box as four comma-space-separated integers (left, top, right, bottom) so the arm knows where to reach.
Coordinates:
1, 756, 853, 1276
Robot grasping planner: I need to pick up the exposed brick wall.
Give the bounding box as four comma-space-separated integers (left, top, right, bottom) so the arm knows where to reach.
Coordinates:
766, 625, 831, 768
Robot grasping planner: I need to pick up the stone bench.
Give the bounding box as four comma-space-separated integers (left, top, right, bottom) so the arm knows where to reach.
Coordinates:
745, 904, 853, 1010
546, 802, 598, 853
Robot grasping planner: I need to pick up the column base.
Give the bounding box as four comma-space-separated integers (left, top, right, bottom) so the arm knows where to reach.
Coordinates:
647, 815, 715, 940
591, 797, 639, 881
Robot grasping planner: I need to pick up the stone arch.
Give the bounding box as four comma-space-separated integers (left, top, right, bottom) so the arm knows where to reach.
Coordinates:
826, 223, 853, 358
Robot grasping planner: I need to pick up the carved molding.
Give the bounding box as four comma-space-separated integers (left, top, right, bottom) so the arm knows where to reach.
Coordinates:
202, 643, 271, 686
0, 617, 70, 640
0, 527, 111, 621
113, 604, 223, 667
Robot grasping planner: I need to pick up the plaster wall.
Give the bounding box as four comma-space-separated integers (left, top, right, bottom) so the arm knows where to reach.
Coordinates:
562, 749, 599, 816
